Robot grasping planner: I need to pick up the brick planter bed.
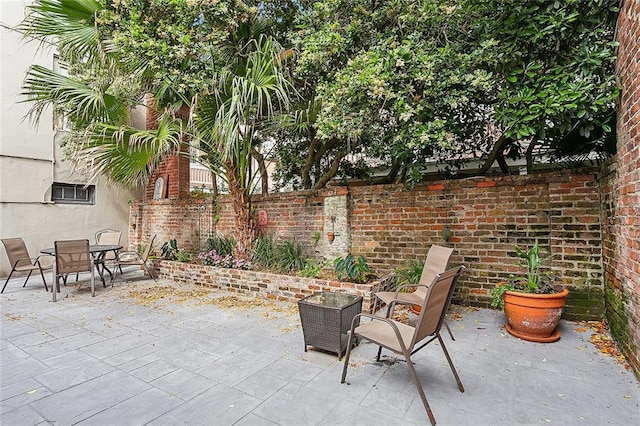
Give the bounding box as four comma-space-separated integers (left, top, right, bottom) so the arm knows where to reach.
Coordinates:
152, 259, 393, 313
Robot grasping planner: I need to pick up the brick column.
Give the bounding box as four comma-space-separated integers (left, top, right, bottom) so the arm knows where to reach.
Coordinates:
144, 95, 190, 200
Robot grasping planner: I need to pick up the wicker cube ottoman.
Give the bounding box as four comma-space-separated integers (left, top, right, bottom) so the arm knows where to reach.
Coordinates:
298, 292, 363, 359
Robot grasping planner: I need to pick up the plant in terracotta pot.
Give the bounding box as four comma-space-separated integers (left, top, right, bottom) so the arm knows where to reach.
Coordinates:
490, 240, 569, 343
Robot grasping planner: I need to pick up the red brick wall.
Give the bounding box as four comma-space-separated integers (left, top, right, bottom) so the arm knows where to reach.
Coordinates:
348, 172, 603, 320
132, 170, 604, 321
601, 1, 640, 375
144, 95, 190, 200
145, 153, 191, 201
153, 259, 392, 313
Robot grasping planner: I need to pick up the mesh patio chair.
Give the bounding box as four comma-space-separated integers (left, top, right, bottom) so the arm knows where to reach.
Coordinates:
374, 245, 456, 339
54, 239, 95, 298
111, 234, 158, 285
95, 228, 123, 275
1, 238, 51, 293
341, 266, 466, 426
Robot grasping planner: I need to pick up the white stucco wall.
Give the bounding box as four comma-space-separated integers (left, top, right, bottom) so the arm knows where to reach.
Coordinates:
0, 1, 140, 278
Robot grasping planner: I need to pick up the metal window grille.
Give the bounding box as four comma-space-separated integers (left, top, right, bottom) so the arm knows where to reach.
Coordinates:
51, 183, 95, 204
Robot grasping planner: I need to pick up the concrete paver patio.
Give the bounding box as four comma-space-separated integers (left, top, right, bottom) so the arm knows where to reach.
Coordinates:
1, 268, 639, 425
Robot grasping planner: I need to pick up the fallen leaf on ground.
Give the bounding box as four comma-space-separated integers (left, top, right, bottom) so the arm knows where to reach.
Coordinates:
576, 320, 630, 369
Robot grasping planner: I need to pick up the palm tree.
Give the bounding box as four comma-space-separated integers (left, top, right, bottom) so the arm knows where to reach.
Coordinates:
19, 0, 295, 257
191, 33, 294, 255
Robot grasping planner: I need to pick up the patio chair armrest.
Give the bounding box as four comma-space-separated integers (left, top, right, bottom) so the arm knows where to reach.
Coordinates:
347, 313, 406, 346
392, 283, 429, 297
116, 250, 142, 260
385, 284, 430, 316
372, 274, 394, 293
13, 257, 39, 267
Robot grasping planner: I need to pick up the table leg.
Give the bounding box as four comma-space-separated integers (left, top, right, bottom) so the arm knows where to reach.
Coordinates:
52, 260, 57, 302
91, 252, 110, 288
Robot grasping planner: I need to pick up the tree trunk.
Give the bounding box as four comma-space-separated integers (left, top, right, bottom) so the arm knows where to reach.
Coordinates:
226, 163, 254, 259
458, 135, 513, 177
313, 149, 346, 189
251, 147, 269, 194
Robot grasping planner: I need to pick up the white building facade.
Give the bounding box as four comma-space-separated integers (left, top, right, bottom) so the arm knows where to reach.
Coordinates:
0, 1, 139, 277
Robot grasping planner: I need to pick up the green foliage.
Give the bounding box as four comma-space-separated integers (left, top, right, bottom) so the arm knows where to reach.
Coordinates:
176, 250, 192, 263
298, 259, 325, 278
276, 241, 306, 273
311, 232, 321, 245
160, 239, 191, 262
491, 284, 512, 310
161, 239, 179, 261
334, 254, 370, 284
251, 236, 277, 269
490, 240, 556, 309
204, 235, 235, 257
393, 259, 424, 291
512, 240, 552, 292
20, 0, 297, 258
278, 0, 620, 189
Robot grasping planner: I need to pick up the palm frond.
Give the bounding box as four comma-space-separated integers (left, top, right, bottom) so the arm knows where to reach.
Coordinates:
18, 0, 105, 63
201, 35, 295, 160
70, 116, 184, 188
21, 65, 127, 126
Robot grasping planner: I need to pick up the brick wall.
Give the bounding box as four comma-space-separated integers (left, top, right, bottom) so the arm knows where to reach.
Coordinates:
152, 259, 392, 313
133, 170, 604, 321
144, 95, 191, 201
145, 153, 191, 201
348, 172, 603, 320
601, 1, 640, 375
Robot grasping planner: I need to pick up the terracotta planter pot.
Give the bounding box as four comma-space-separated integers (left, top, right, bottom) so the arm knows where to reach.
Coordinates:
503, 288, 569, 343
410, 305, 421, 315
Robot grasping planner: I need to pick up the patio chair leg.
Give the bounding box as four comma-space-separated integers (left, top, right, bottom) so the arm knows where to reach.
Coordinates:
142, 263, 158, 283
340, 332, 356, 384
444, 321, 455, 341
22, 270, 34, 287
1, 270, 15, 293
376, 345, 383, 362
437, 334, 464, 393
38, 265, 49, 292
404, 351, 436, 425
110, 266, 118, 287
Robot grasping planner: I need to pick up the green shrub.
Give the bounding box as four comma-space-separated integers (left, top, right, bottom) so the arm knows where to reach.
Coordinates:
334, 254, 370, 283
394, 259, 424, 287
161, 239, 179, 260
252, 236, 277, 269
204, 235, 235, 257
277, 241, 305, 272
298, 259, 325, 278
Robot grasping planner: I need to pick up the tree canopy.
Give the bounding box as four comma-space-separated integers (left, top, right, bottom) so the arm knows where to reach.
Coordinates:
20, 0, 296, 256
272, 0, 619, 189
19, 0, 620, 249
